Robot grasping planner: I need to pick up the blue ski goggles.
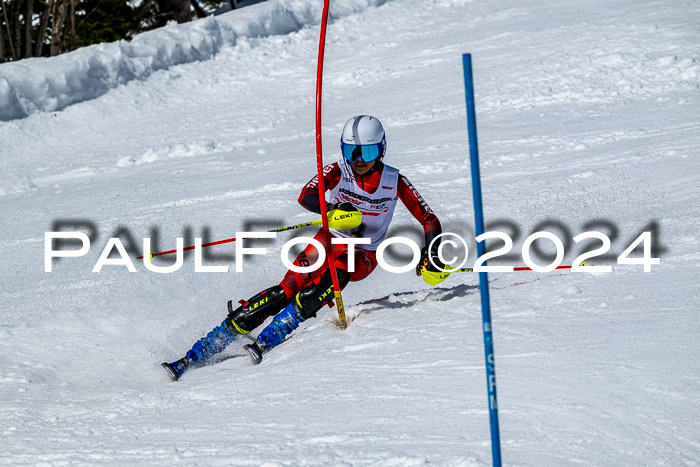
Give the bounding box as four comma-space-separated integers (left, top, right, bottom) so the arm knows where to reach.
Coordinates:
341, 138, 386, 163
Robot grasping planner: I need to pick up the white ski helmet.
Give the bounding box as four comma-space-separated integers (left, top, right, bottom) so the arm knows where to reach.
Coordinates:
340, 115, 387, 164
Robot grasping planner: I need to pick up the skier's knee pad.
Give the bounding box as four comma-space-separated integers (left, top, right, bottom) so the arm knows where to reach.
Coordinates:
227, 285, 287, 334
293, 269, 351, 320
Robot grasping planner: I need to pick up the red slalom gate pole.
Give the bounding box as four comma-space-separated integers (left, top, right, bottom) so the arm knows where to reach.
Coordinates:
315, 0, 348, 329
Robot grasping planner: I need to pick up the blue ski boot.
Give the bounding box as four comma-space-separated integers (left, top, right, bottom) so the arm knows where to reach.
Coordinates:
243, 269, 352, 365
162, 318, 238, 381
161, 359, 188, 382
162, 285, 288, 381
244, 301, 306, 364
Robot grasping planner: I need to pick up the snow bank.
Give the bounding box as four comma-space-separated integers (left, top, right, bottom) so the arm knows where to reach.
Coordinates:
0, 0, 387, 122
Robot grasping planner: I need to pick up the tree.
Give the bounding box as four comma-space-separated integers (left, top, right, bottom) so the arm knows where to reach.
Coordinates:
0, 0, 227, 63
76, 0, 137, 46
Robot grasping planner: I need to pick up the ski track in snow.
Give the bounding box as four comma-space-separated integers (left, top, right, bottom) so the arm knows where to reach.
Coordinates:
1, 0, 699, 464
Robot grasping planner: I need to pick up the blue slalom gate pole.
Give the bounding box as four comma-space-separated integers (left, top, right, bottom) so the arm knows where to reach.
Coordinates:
462, 53, 502, 467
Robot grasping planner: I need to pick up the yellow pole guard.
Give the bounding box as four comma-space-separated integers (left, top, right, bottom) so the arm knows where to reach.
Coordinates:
312, 209, 362, 230
420, 264, 459, 285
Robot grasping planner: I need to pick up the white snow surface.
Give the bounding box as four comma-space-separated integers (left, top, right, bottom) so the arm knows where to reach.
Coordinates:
1, 0, 699, 464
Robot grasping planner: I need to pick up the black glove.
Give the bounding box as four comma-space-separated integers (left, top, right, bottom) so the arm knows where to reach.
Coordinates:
328, 201, 358, 212
416, 246, 444, 276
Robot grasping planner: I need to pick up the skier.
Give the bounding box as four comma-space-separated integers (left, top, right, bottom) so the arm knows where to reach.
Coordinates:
162, 115, 444, 381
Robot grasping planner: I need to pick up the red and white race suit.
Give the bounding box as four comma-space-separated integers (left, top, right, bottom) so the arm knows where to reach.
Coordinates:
278, 160, 441, 300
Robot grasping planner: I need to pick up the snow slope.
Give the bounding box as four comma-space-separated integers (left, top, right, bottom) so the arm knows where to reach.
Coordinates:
1, 0, 699, 464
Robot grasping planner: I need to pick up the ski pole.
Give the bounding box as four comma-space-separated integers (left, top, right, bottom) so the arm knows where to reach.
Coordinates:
457, 264, 579, 273
420, 262, 588, 285
138, 209, 361, 259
